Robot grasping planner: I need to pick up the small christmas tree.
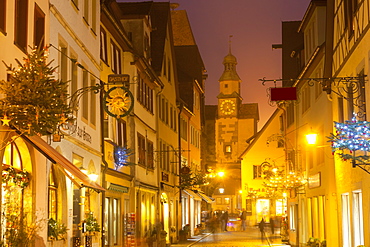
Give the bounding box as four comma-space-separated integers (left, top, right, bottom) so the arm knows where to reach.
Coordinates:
0, 46, 71, 135
328, 116, 370, 163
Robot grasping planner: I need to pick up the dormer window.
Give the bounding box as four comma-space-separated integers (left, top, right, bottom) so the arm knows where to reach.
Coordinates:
225, 145, 232, 153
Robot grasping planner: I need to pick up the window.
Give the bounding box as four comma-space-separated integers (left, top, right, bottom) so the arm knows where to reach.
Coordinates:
110, 40, 121, 74
59, 44, 68, 83
253, 165, 262, 179
0, 0, 6, 34
100, 28, 108, 62
170, 106, 173, 129
216, 197, 222, 205
82, 69, 89, 120
338, 97, 344, 123
347, 84, 354, 120
15, 0, 28, 51
2, 137, 31, 240
104, 197, 110, 246
345, 0, 356, 37
180, 117, 188, 141
358, 70, 366, 121
224, 198, 230, 205
161, 97, 165, 121
137, 133, 146, 166
289, 205, 296, 230
34, 4, 45, 48
112, 198, 119, 245
48, 166, 58, 220
353, 190, 364, 246
137, 73, 154, 113
117, 120, 127, 147
341, 194, 351, 247
165, 101, 169, 124
103, 198, 120, 245
91, 0, 97, 33
225, 145, 231, 153
83, 0, 89, 24
70, 53, 78, 115
147, 140, 154, 170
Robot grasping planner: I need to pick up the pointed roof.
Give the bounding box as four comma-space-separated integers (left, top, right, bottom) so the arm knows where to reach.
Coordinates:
171, 9, 196, 46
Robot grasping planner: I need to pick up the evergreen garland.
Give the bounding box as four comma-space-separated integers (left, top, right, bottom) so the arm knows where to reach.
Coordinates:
0, 46, 71, 136
2, 166, 30, 189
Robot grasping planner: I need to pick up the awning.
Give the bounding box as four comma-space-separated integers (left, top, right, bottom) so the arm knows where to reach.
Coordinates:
183, 189, 202, 201
21, 134, 105, 193
197, 191, 215, 203
108, 183, 129, 193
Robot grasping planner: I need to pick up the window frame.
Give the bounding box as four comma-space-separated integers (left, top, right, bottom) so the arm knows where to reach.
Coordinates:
100, 28, 108, 63
0, 0, 6, 34
34, 3, 45, 49
14, 0, 28, 51
48, 166, 58, 221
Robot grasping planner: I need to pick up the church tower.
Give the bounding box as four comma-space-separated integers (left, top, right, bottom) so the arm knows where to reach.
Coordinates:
218, 44, 242, 118
206, 39, 259, 213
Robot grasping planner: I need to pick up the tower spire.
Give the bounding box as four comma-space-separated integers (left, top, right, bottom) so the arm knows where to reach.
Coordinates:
219, 35, 241, 82
229, 35, 233, 54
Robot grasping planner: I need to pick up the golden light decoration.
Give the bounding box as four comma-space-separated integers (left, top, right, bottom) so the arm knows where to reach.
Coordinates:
1, 115, 11, 126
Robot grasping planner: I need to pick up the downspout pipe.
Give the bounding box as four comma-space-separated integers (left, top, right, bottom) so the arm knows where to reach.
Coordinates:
177, 102, 184, 204
100, 80, 109, 247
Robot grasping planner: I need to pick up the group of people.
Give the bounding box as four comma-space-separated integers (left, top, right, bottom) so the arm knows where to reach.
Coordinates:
205, 210, 229, 233
204, 209, 277, 239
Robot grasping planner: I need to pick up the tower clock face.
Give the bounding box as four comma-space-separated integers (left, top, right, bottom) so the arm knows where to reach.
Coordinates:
220, 99, 236, 115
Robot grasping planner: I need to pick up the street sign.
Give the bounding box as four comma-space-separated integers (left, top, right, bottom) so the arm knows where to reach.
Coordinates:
108, 74, 130, 85
270, 87, 297, 101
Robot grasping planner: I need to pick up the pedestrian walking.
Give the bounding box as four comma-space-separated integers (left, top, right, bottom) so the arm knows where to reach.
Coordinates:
239, 209, 247, 231
270, 216, 275, 234
221, 210, 229, 231
258, 218, 265, 242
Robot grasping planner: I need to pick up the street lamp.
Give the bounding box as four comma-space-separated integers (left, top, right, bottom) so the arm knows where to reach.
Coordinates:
217, 171, 225, 177
306, 130, 318, 145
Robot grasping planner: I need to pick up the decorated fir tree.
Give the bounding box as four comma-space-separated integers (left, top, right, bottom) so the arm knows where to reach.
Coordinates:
329, 116, 370, 164
0, 46, 71, 135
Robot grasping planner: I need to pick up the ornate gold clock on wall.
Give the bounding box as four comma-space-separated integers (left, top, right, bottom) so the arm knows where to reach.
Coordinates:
103, 86, 134, 119
220, 99, 236, 116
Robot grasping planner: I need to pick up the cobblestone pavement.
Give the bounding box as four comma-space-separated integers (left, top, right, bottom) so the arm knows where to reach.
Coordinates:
171, 226, 291, 247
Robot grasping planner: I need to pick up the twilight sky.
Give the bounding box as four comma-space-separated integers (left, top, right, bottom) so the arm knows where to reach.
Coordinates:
119, 0, 311, 128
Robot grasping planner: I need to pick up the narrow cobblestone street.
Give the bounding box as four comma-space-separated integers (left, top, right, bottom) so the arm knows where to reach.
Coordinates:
173, 226, 290, 247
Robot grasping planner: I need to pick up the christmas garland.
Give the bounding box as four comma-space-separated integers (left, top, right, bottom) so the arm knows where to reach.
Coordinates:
2, 166, 30, 189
